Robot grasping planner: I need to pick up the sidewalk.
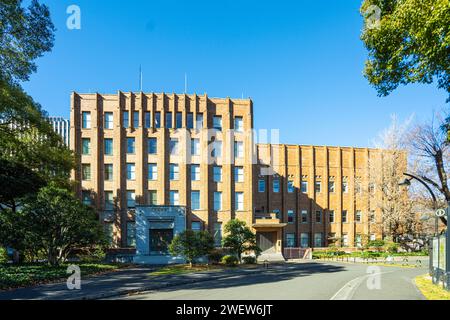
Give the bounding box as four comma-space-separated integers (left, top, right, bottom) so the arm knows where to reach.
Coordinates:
0, 265, 268, 300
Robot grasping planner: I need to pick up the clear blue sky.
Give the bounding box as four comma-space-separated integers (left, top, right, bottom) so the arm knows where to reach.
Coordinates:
23, 0, 448, 147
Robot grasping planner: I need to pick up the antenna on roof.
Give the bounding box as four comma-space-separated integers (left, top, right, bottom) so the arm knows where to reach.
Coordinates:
139, 65, 143, 92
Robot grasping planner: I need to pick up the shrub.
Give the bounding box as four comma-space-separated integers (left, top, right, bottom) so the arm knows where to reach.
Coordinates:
208, 249, 225, 265
78, 246, 107, 263
221, 255, 239, 266
0, 247, 9, 264
242, 256, 257, 264
385, 242, 399, 254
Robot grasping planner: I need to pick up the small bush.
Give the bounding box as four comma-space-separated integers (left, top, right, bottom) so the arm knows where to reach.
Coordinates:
0, 248, 9, 264
208, 249, 225, 265
242, 256, 257, 264
78, 246, 106, 263
221, 255, 238, 266
385, 242, 399, 254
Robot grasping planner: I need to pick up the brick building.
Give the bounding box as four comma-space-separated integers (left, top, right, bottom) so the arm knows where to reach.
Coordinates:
70, 91, 388, 255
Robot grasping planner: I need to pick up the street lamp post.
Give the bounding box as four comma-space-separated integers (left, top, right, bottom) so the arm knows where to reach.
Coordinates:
398, 173, 440, 281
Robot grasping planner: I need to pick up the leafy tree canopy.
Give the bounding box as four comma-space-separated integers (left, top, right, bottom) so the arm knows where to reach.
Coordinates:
222, 220, 261, 263
169, 230, 214, 266
361, 0, 450, 101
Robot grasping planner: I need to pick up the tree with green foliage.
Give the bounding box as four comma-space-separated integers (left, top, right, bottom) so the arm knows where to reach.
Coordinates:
360, 0, 450, 101
0, 184, 105, 266
222, 220, 261, 263
169, 230, 215, 267
0, 0, 74, 214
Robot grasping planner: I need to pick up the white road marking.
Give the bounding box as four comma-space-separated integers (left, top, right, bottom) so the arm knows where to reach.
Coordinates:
330, 271, 394, 300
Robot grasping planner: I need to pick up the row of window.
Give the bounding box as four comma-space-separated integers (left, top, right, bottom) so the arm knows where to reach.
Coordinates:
81, 137, 244, 158
271, 209, 376, 224
83, 189, 245, 211
105, 221, 224, 247
81, 163, 245, 183
81, 111, 245, 132
285, 232, 378, 248
258, 179, 374, 194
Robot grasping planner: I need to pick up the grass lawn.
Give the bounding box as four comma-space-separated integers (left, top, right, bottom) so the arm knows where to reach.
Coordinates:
415, 274, 450, 300
0, 263, 126, 290
149, 264, 226, 276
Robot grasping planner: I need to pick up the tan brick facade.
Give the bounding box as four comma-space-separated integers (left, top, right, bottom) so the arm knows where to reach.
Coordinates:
71, 91, 386, 250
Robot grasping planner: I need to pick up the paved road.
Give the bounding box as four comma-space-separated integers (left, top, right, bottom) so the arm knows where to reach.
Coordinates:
119, 262, 426, 300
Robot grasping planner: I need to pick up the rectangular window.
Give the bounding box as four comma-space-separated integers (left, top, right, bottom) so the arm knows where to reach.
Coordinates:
370, 211, 376, 223
82, 190, 91, 206
149, 190, 157, 205
127, 222, 136, 247
315, 181, 321, 193
191, 164, 200, 181
133, 111, 139, 128
213, 223, 222, 247
234, 116, 244, 132
191, 191, 200, 210
329, 210, 335, 223
301, 181, 308, 193
169, 164, 179, 181
104, 138, 113, 155
82, 164, 91, 181
356, 234, 362, 248
212, 140, 222, 158
213, 166, 222, 182
273, 209, 280, 219
126, 163, 136, 180
155, 112, 161, 128
288, 180, 294, 193
192, 221, 202, 232
123, 111, 129, 128
214, 192, 222, 211
104, 164, 113, 181
148, 137, 157, 154
82, 112, 91, 129
300, 233, 309, 248
235, 192, 244, 211
104, 191, 114, 210
187, 113, 194, 129
258, 179, 265, 193
127, 137, 135, 154
213, 116, 222, 130
170, 190, 179, 206
235, 166, 244, 183
165, 112, 172, 128
355, 210, 362, 223
370, 234, 376, 241
315, 210, 322, 223
176, 112, 183, 129
169, 138, 179, 155
82, 138, 91, 155
273, 179, 280, 193
286, 233, 295, 248
196, 114, 203, 129
329, 181, 335, 193
148, 163, 157, 180
127, 190, 136, 208
234, 141, 244, 158
288, 210, 295, 224
301, 210, 308, 223
314, 233, 323, 247
144, 111, 151, 128
104, 112, 113, 129
342, 210, 348, 223
191, 138, 200, 156
342, 234, 349, 247
343, 181, 349, 193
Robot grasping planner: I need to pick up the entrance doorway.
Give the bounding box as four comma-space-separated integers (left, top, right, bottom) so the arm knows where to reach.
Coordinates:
149, 229, 173, 254
257, 232, 276, 253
